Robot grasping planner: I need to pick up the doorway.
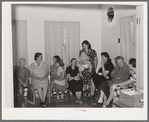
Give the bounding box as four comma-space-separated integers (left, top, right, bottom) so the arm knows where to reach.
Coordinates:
44, 21, 80, 69
119, 15, 136, 64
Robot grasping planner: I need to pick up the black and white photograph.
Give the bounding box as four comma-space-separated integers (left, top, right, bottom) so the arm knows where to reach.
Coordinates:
2, 1, 147, 120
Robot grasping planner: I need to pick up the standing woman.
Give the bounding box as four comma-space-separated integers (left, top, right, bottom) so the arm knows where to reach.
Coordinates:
66, 58, 83, 104
79, 40, 98, 101
30, 52, 49, 107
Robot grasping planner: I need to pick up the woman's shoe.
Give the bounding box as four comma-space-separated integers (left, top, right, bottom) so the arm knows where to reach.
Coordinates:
56, 99, 61, 103
83, 90, 89, 98
41, 102, 46, 107
92, 102, 103, 107
26, 100, 35, 105
21, 103, 25, 107
102, 102, 113, 108
88, 96, 94, 101
76, 99, 79, 103
78, 100, 83, 104
40, 102, 43, 106
60, 99, 64, 102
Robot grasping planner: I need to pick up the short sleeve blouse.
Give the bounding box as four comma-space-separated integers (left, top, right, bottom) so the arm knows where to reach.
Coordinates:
16, 66, 30, 83
29, 61, 48, 77
98, 62, 114, 78
66, 66, 79, 77
57, 67, 64, 76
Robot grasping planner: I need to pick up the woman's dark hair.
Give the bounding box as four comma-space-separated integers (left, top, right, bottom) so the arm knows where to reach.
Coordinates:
53, 55, 60, 62
34, 52, 42, 60
82, 40, 91, 49
71, 58, 77, 62
57, 59, 64, 67
101, 52, 111, 63
129, 58, 136, 68
70, 58, 77, 65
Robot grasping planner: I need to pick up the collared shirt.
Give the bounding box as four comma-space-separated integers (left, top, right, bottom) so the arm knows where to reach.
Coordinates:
29, 61, 48, 78
110, 62, 130, 83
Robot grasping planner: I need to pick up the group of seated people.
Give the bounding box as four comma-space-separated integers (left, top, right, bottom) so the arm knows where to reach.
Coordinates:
14, 40, 136, 108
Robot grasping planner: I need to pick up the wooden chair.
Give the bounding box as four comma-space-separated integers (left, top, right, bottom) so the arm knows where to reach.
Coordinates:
51, 70, 70, 102
51, 87, 70, 101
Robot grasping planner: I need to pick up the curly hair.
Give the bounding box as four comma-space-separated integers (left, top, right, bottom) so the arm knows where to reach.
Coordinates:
57, 59, 64, 67
114, 56, 124, 63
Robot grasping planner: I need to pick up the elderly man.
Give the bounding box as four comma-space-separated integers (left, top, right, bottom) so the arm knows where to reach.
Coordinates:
92, 56, 130, 107
110, 56, 130, 85
102, 58, 136, 108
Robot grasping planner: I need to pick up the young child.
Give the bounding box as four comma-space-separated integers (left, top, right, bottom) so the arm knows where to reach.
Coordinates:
78, 51, 92, 76
53, 59, 68, 102
15, 58, 35, 107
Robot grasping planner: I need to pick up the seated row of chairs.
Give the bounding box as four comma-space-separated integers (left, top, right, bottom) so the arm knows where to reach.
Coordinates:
15, 70, 71, 105
15, 69, 101, 106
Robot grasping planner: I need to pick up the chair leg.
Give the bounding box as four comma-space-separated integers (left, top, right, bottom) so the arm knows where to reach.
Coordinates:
68, 91, 70, 99
53, 95, 54, 101
48, 86, 51, 103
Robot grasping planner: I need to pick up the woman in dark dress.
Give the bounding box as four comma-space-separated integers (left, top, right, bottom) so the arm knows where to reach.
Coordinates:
66, 58, 83, 104
92, 52, 114, 107
79, 40, 98, 101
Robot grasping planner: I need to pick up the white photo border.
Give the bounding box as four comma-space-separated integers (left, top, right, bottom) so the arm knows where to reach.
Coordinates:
2, 1, 148, 120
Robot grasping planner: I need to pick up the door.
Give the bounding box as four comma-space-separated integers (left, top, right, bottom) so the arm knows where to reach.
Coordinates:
119, 15, 136, 64
44, 21, 80, 69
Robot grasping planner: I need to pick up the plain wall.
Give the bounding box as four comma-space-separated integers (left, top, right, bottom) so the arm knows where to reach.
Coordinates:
101, 5, 136, 65
12, 4, 136, 70
12, 4, 102, 71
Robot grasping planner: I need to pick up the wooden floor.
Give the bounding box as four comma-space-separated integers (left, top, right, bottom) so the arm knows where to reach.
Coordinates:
14, 94, 109, 108
15, 93, 142, 108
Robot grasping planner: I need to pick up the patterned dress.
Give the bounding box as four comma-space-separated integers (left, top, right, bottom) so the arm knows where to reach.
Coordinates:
79, 49, 97, 85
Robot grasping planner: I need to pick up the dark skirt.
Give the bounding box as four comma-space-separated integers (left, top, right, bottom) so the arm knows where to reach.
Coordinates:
98, 81, 110, 98
92, 74, 107, 89
68, 79, 83, 94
